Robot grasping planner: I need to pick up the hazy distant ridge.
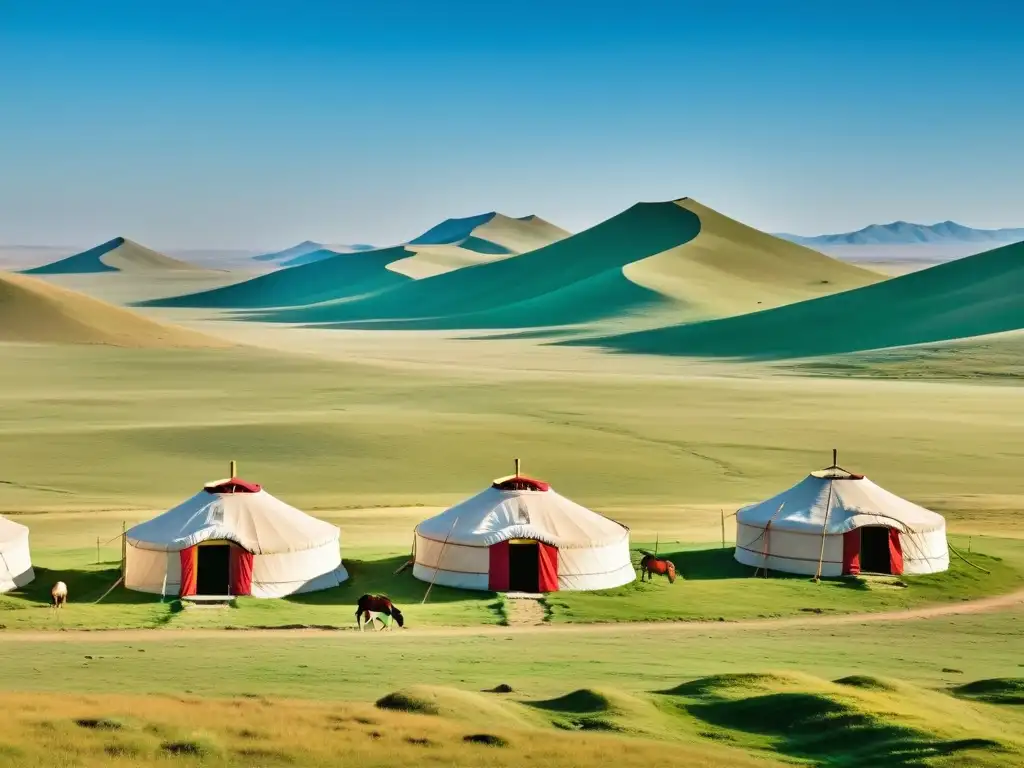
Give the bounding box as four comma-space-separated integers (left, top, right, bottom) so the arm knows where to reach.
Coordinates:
778, 221, 1024, 246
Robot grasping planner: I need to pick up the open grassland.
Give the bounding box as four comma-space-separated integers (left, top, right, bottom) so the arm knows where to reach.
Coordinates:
4, 344, 1024, 513
2, 338, 1024, 631
4, 267, 1024, 765
1, 612, 1024, 766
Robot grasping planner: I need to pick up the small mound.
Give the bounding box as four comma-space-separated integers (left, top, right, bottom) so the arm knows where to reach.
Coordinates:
0, 272, 227, 348
834, 675, 901, 692
530, 689, 614, 714
953, 678, 1024, 705
463, 733, 509, 747
374, 691, 440, 716
24, 237, 197, 274
484, 684, 514, 694
661, 672, 813, 698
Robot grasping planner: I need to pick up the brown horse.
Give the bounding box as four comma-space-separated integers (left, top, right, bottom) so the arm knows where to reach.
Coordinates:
355, 594, 405, 631
639, 554, 676, 583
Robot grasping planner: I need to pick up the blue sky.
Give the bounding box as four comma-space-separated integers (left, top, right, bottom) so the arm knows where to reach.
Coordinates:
1, 1, 1022, 249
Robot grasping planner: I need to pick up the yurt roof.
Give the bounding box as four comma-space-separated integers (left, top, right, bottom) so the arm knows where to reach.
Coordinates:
0, 514, 29, 548
737, 467, 945, 535
126, 477, 339, 554
415, 478, 628, 549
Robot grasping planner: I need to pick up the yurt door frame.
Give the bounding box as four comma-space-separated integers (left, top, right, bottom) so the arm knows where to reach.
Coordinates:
488, 539, 559, 593
197, 541, 232, 595
844, 526, 904, 576
179, 541, 255, 597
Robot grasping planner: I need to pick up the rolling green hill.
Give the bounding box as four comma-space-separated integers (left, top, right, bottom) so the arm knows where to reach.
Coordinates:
579, 239, 1024, 359
255, 197, 878, 329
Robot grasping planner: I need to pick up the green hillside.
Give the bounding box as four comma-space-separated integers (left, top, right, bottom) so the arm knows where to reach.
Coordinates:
580, 239, 1024, 359
255, 198, 878, 330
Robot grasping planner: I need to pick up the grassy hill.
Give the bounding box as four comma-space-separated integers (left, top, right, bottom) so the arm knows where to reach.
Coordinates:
147, 213, 569, 309
254, 197, 878, 329
0, 271, 226, 347
580, 239, 1024, 359
22, 237, 198, 274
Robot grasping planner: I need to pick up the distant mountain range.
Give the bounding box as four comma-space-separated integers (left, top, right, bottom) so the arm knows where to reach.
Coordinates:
777, 221, 1024, 247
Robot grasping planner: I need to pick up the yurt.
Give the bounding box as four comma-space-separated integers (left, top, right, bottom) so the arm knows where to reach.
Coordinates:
125, 469, 347, 598
735, 456, 949, 577
0, 514, 34, 593
412, 468, 634, 592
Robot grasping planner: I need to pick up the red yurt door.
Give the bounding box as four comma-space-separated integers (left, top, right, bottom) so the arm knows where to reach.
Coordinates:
488, 540, 559, 592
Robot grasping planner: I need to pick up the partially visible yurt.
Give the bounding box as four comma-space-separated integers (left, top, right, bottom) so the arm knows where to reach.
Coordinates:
413, 463, 634, 593
735, 452, 949, 577
0, 514, 34, 593
125, 464, 347, 598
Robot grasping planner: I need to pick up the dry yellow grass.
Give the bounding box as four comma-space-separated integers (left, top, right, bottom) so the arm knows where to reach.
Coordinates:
0, 272, 229, 348
0, 691, 782, 768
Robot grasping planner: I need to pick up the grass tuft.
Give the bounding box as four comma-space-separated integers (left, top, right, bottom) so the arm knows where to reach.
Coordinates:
375, 692, 440, 716
463, 733, 509, 747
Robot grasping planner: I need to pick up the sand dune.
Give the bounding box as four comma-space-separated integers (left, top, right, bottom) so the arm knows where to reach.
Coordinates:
147, 212, 570, 309
254, 197, 878, 329
22, 237, 198, 274
0, 271, 227, 347
579, 239, 1024, 359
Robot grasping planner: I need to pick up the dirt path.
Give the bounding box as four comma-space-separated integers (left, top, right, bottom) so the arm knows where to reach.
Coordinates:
2, 588, 1022, 645
504, 596, 547, 626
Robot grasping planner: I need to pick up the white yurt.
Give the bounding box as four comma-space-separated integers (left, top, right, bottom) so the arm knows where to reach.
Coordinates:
735, 456, 949, 577
413, 468, 634, 593
125, 469, 347, 598
0, 514, 34, 594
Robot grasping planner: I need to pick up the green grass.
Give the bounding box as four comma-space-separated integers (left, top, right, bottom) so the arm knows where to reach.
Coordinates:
953, 679, 1024, 705
546, 540, 1024, 624
0, 551, 503, 630
5, 344, 1024, 515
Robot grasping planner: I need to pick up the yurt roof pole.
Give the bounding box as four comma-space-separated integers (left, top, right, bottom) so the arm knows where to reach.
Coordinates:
514, 458, 520, 477
814, 479, 835, 582
230, 460, 237, 477
422, 515, 459, 605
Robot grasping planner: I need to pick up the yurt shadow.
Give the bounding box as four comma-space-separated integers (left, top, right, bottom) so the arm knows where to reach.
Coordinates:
280, 555, 490, 606
9, 565, 158, 606
670, 548, 764, 581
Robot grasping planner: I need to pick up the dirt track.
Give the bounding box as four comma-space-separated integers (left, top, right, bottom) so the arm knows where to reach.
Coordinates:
2, 588, 1022, 645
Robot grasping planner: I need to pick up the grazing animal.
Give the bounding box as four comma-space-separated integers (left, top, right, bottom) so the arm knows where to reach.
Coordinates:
50, 581, 68, 614
355, 594, 405, 631
639, 553, 676, 583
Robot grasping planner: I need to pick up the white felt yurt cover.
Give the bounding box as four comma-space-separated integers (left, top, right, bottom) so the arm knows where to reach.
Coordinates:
735, 467, 949, 576
0, 514, 34, 593
125, 478, 347, 597
413, 476, 635, 591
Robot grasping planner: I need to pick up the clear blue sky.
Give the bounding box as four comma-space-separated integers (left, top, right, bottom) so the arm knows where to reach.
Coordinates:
2, 1, 1022, 249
